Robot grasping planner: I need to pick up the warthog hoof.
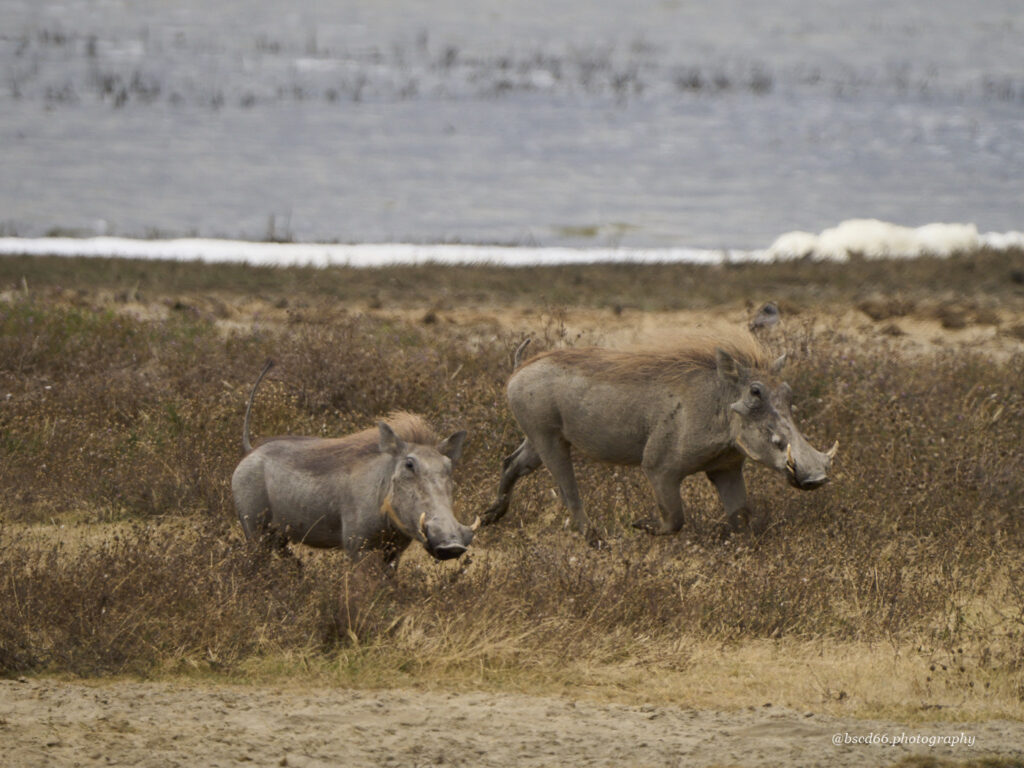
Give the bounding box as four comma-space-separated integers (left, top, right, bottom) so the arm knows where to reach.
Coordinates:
631, 518, 682, 536
748, 509, 769, 536
716, 521, 736, 541
727, 507, 751, 531
480, 499, 507, 526
721, 507, 769, 538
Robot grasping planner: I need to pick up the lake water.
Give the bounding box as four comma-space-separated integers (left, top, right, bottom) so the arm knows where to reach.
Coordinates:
1, 0, 1022, 250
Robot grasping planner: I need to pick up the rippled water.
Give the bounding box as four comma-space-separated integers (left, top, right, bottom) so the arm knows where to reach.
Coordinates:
1, 0, 1022, 248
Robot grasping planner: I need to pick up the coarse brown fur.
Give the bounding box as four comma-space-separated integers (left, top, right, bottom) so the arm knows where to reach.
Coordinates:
257, 412, 438, 474
521, 330, 770, 385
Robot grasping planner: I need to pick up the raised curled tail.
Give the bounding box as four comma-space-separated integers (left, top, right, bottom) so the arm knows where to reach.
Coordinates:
513, 338, 532, 369
241, 359, 274, 454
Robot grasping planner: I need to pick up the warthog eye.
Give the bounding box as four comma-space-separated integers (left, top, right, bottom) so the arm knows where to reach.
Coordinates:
404, 457, 416, 472
750, 383, 765, 399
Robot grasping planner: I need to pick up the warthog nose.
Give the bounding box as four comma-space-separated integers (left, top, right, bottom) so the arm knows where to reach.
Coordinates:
798, 473, 829, 490
430, 543, 468, 561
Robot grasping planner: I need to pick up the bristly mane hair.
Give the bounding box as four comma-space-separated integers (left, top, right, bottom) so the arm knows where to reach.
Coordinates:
260, 411, 439, 470
337, 411, 439, 453
523, 329, 770, 385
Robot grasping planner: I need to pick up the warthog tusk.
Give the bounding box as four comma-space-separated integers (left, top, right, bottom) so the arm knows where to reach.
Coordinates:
827, 439, 839, 460
419, 512, 427, 538
786, 443, 795, 472
470, 515, 481, 532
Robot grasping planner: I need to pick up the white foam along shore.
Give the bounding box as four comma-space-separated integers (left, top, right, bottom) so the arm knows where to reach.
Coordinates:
0, 220, 1021, 268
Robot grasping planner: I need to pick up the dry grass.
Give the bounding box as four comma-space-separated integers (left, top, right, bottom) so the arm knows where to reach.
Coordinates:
2, 253, 1024, 722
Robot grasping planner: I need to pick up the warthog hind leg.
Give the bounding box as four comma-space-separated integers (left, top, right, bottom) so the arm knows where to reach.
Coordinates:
530, 432, 601, 545
482, 438, 542, 525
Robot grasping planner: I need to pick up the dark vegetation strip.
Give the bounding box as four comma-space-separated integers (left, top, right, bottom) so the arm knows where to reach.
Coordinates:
2, 248, 1024, 311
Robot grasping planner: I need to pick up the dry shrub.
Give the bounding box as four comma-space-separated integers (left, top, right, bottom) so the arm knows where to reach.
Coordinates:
858, 293, 915, 321
0, 519, 362, 675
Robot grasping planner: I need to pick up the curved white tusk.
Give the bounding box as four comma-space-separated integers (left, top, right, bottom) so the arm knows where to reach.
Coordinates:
470, 515, 481, 532
827, 439, 839, 460
786, 443, 794, 469
418, 512, 427, 537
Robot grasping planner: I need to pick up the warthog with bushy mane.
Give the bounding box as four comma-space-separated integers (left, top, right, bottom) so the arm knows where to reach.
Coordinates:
232, 362, 476, 564
483, 332, 836, 542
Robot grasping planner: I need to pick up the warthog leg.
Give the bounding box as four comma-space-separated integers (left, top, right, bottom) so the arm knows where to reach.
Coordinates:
530, 432, 601, 546
633, 464, 687, 536
706, 464, 766, 536
239, 503, 291, 555
248, 519, 295, 561
482, 438, 542, 525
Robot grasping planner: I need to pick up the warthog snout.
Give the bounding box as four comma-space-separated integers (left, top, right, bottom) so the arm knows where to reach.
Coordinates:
789, 470, 829, 491
420, 513, 479, 561
785, 441, 837, 491
428, 542, 468, 560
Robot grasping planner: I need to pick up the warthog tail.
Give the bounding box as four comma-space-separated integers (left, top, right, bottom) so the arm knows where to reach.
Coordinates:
242, 359, 274, 454
513, 338, 532, 369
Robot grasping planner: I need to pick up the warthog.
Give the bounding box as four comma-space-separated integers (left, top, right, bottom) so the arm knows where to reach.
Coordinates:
483, 335, 837, 542
232, 361, 477, 564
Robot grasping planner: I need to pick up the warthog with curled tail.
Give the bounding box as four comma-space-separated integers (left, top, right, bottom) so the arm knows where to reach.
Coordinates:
483, 334, 837, 543
232, 361, 477, 565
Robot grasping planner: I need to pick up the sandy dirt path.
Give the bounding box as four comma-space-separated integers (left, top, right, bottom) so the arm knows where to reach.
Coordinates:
2, 678, 1021, 768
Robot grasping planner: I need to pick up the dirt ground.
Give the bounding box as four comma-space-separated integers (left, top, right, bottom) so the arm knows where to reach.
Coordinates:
2, 677, 1023, 768
25, 278, 1024, 361
182, 293, 1024, 363
4, 291, 1024, 767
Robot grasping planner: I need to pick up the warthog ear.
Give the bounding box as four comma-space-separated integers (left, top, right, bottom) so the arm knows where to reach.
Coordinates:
437, 430, 467, 464
716, 348, 746, 385
378, 422, 408, 456
777, 381, 793, 408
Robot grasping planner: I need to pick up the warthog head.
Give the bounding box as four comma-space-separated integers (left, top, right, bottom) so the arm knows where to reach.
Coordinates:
718, 349, 838, 490
378, 423, 477, 560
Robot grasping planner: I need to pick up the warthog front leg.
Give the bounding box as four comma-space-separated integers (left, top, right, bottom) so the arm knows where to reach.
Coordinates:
633, 465, 686, 536
482, 438, 542, 525
706, 464, 765, 535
